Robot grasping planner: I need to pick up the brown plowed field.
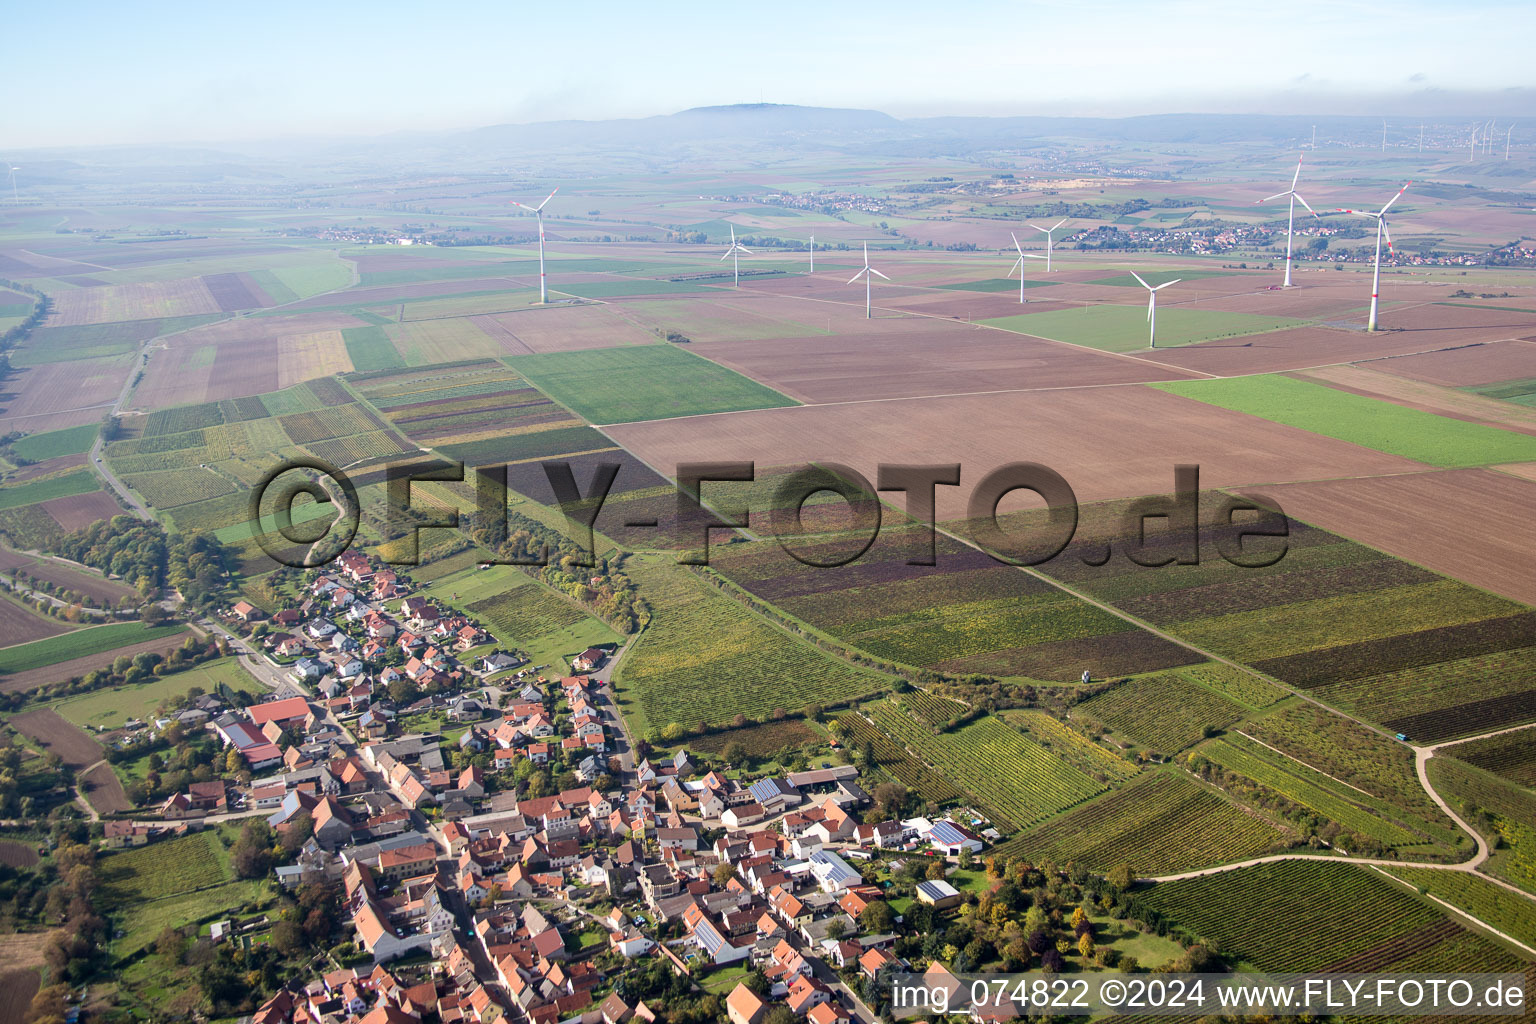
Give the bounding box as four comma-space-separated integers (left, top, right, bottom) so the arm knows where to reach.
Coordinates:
79, 761, 131, 814
605, 385, 1425, 521
0, 966, 42, 1024
1121, 324, 1497, 376
694, 329, 1200, 403
0, 355, 135, 435
9, 708, 103, 766
40, 491, 124, 533
1239, 468, 1536, 606
0, 550, 135, 605
0, 596, 72, 647
47, 279, 221, 327
0, 632, 187, 695
1370, 337, 1536, 386
5, 454, 89, 483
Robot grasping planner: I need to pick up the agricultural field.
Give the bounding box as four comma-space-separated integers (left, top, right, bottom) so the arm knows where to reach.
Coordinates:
1444, 728, 1536, 788
1028, 497, 1536, 739
0, 593, 73, 648
1073, 672, 1246, 753
7, 708, 103, 766
1139, 860, 1522, 974
981, 305, 1308, 352
613, 555, 892, 739
1198, 735, 1423, 848
53, 657, 259, 730
707, 525, 1200, 684
1177, 661, 1288, 708
866, 700, 1105, 831
506, 344, 798, 423
1241, 704, 1460, 841
998, 708, 1139, 783
992, 770, 1286, 874
0, 622, 186, 676
1153, 374, 1536, 467
11, 423, 99, 461
1383, 867, 1536, 950
341, 325, 404, 370
1428, 757, 1536, 894
834, 710, 965, 805
684, 719, 821, 759
0, 468, 100, 510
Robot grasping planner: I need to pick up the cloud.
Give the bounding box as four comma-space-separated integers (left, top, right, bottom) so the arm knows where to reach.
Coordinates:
1408, 72, 1428, 82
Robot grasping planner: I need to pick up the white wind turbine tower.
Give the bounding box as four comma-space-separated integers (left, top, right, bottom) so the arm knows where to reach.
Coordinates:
1130, 271, 1180, 348
1337, 181, 1410, 332
846, 242, 889, 319
720, 226, 752, 287
1029, 218, 1069, 273
1006, 232, 1047, 304
1469, 123, 1479, 162
1507, 125, 1514, 160
1381, 119, 1387, 152
6, 165, 16, 206
509, 187, 559, 303
1254, 153, 1319, 288
807, 234, 814, 274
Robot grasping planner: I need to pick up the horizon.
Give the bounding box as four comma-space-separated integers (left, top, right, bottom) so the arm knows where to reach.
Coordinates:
7, 0, 1535, 150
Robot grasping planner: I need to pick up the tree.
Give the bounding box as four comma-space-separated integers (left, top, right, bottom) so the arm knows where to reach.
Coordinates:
958, 845, 974, 870
720, 740, 749, 766
713, 863, 737, 887
233, 820, 274, 879
1078, 933, 1095, 959
825, 918, 847, 941
926, 860, 947, 881
858, 900, 895, 934
763, 1008, 797, 1024
1106, 863, 1135, 891
225, 747, 244, 774
269, 917, 303, 954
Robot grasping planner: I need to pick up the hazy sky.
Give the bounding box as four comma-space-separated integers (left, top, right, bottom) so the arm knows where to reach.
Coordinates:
8, 0, 1534, 149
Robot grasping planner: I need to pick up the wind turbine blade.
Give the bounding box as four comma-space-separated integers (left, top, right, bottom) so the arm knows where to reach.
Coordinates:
1146, 294, 1155, 321
510, 201, 536, 212
847, 270, 867, 285
1024, 254, 1047, 261
536, 187, 559, 211
1294, 193, 1319, 217
1381, 220, 1394, 252
1129, 270, 1151, 290
730, 226, 736, 243
719, 251, 732, 261
1153, 279, 1182, 290
1291, 153, 1304, 189
1008, 257, 1022, 277
1011, 231, 1024, 256
737, 244, 754, 254
1051, 219, 1068, 231
1258, 191, 1292, 204
1029, 224, 1049, 234
870, 268, 890, 281
1380, 181, 1411, 214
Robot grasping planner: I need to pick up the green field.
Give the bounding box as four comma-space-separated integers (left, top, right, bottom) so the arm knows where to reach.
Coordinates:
101, 829, 268, 957
12, 423, 100, 462
54, 658, 260, 729
341, 325, 405, 370
0, 468, 101, 510
615, 555, 891, 738
1138, 860, 1518, 973
1088, 269, 1239, 287
1075, 672, 1246, 753
0, 623, 186, 674
866, 700, 1104, 831
506, 344, 798, 423
1200, 735, 1422, 847
1383, 867, 1536, 949
1153, 374, 1536, 466
992, 770, 1285, 874
935, 278, 1054, 293
415, 563, 621, 670
981, 305, 1307, 352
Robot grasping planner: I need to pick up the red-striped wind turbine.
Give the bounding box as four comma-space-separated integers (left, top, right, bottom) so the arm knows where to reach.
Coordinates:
1336, 182, 1410, 332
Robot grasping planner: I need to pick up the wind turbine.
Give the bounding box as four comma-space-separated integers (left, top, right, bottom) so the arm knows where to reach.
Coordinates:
1381, 119, 1387, 152
1507, 124, 1514, 160
846, 242, 889, 319
1130, 271, 1180, 348
5, 165, 16, 206
720, 226, 752, 287
807, 234, 814, 274
1254, 153, 1319, 288
1006, 232, 1047, 304
1337, 182, 1410, 332
1468, 123, 1479, 162
510, 186, 559, 303
1028, 218, 1069, 273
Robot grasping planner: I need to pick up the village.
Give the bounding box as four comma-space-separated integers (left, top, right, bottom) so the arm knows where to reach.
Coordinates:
96, 547, 1003, 1024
